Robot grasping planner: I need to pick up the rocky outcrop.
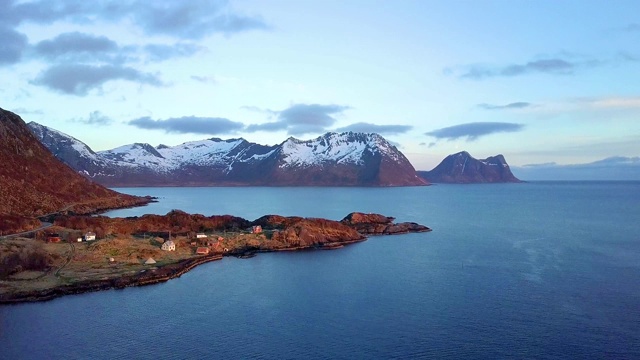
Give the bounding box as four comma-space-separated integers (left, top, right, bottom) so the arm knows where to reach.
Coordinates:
0, 107, 151, 233
417, 151, 521, 183
267, 218, 366, 249
340, 212, 432, 235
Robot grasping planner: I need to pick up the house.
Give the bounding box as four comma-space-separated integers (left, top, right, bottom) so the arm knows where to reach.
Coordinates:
252, 225, 262, 234
47, 234, 61, 243
77, 237, 83, 242
196, 233, 207, 239
144, 257, 157, 265
161, 240, 176, 251
196, 247, 210, 255
84, 232, 96, 241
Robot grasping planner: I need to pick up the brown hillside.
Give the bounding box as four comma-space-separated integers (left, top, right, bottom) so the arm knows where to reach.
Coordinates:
0, 108, 150, 224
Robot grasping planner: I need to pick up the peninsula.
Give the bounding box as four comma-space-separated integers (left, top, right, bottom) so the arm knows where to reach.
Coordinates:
0, 211, 430, 303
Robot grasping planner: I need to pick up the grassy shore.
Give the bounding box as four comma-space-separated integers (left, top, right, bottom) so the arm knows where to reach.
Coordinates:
0, 231, 255, 303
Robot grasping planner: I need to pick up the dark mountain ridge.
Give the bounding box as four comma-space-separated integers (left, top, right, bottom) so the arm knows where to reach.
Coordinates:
417, 151, 521, 183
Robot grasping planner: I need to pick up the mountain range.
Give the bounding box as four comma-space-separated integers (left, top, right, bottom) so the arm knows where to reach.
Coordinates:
417, 151, 521, 183
28, 122, 428, 187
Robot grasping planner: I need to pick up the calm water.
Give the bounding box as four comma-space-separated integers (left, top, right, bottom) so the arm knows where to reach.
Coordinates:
2, 182, 639, 359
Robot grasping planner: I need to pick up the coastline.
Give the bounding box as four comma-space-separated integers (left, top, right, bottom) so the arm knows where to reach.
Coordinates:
0, 238, 374, 304
0, 211, 430, 304
0, 253, 222, 304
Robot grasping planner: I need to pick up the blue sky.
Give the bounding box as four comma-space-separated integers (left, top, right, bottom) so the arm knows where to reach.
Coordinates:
1, 0, 639, 174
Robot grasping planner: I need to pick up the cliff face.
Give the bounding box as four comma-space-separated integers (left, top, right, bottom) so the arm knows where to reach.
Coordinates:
29, 122, 428, 187
417, 151, 521, 183
0, 108, 150, 222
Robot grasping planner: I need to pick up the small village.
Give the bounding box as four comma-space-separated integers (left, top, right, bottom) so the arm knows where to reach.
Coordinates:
40, 224, 266, 266
0, 223, 270, 302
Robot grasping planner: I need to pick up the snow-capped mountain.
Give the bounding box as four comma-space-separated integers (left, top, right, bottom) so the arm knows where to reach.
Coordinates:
28, 122, 428, 187
417, 151, 521, 183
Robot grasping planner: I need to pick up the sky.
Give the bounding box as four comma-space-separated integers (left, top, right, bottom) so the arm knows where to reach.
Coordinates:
1, 0, 639, 177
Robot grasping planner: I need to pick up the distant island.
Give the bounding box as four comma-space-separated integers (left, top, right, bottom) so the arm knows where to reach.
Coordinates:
0, 211, 431, 303
417, 151, 521, 183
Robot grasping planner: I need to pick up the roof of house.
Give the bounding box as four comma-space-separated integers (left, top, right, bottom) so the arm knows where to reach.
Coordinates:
144, 257, 156, 264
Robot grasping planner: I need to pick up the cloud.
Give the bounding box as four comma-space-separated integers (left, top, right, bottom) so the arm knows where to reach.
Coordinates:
576, 96, 640, 109
246, 103, 350, 135
513, 156, 640, 181
143, 42, 204, 62
10, 107, 43, 115
240, 105, 278, 116
128, 116, 244, 135
130, 2, 269, 38
334, 122, 412, 134
191, 75, 217, 84
0, 27, 28, 64
31, 31, 203, 64
245, 121, 288, 132
477, 102, 533, 110
461, 58, 577, 79
32, 64, 163, 95
426, 122, 524, 141
4, 1, 269, 39
524, 157, 640, 168
73, 111, 113, 126
33, 32, 118, 60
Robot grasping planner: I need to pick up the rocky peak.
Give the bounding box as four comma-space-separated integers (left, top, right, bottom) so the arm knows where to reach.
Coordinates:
418, 151, 521, 183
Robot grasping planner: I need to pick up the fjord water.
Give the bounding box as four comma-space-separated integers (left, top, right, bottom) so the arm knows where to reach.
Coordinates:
2, 182, 639, 359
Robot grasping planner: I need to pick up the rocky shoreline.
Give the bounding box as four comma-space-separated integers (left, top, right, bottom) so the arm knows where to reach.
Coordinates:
0, 212, 430, 304
0, 254, 223, 304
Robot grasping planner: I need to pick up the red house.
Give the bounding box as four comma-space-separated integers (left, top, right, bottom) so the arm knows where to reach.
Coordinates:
47, 234, 61, 243
196, 247, 210, 255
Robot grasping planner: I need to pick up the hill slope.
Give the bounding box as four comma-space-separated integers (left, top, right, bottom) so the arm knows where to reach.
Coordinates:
0, 108, 150, 226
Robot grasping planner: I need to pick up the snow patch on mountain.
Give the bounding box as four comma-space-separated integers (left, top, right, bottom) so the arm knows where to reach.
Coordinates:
279, 132, 398, 168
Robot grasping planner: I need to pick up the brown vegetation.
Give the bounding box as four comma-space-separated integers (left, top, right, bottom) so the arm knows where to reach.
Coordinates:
0, 215, 41, 234
54, 210, 250, 237
0, 239, 58, 278
1, 210, 431, 303
0, 107, 152, 226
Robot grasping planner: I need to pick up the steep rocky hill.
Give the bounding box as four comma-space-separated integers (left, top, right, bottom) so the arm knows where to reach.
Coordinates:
29, 123, 428, 187
0, 108, 150, 231
417, 151, 521, 183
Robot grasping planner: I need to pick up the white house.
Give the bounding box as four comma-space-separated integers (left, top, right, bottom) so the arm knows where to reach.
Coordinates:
196, 233, 207, 239
84, 232, 96, 241
161, 240, 176, 251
